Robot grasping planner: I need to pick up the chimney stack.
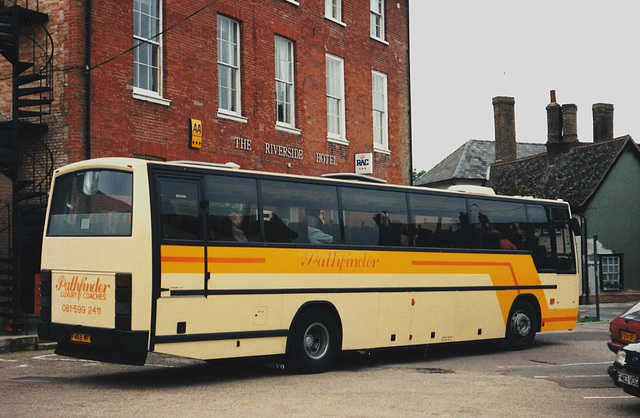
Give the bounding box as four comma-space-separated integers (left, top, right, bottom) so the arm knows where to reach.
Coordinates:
546, 90, 578, 158
561, 104, 578, 143
492, 96, 516, 162
593, 103, 614, 143
546, 90, 562, 144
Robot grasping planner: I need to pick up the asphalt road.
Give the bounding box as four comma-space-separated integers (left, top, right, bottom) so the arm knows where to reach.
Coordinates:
0, 321, 638, 417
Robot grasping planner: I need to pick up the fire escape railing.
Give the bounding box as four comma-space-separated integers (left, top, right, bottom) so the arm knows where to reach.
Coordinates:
0, 0, 53, 332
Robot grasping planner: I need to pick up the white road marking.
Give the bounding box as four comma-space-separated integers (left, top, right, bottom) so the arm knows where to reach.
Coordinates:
498, 361, 612, 369
584, 396, 635, 399
32, 353, 97, 363
535, 374, 609, 379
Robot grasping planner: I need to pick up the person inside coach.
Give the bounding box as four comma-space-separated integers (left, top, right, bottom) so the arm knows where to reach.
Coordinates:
305, 209, 333, 244
229, 212, 248, 242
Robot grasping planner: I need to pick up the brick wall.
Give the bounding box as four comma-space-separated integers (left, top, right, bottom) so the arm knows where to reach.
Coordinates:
38, 0, 411, 184
32, 0, 84, 168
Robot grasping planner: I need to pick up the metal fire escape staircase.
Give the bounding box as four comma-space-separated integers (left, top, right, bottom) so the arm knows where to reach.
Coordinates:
0, 0, 53, 331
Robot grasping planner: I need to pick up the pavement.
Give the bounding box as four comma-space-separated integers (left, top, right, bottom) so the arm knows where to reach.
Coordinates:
0, 316, 56, 354
579, 301, 636, 322
0, 302, 636, 354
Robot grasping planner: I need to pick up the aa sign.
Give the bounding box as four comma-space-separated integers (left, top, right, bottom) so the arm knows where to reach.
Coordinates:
190, 119, 202, 149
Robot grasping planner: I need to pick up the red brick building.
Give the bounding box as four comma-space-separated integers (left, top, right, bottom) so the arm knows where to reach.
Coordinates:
0, 0, 411, 320
48, 0, 412, 182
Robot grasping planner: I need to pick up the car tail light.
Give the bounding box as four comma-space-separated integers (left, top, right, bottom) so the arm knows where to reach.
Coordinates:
40, 270, 51, 322
610, 320, 621, 339
115, 273, 132, 330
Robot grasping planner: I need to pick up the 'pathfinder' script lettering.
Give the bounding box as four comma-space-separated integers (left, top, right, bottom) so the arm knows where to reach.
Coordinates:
301, 251, 380, 271
55, 275, 111, 301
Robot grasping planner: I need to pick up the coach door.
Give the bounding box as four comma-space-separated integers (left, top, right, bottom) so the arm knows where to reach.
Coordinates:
155, 176, 209, 296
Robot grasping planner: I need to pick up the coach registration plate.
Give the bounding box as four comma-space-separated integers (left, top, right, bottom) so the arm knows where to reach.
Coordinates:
71, 333, 91, 343
618, 371, 639, 387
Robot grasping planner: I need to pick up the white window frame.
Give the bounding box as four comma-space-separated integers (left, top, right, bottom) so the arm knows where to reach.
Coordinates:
133, 0, 170, 105
601, 254, 623, 290
325, 0, 345, 26
372, 70, 389, 153
326, 54, 347, 144
217, 15, 247, 123
275, 36, 300, 134
370, 0, 386, 42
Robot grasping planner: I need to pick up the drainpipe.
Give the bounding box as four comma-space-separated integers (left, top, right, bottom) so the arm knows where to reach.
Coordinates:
85, 0, 92, 160
405, 0, 413, 185
580, 215, 589, 305
594, 235, 600, 320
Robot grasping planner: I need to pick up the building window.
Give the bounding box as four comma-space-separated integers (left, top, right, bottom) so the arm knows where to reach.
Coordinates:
372, 71, 388, 151
326, 54, 346, 143
275, 36, 296, 130
133, 0, 169, 104
601, 255, 623, 291
325, 0, 342, 23
370, 0, 385, 41
217, 15, 243, 119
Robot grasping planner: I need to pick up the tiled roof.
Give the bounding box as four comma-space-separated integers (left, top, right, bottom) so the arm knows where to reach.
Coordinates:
414, 140, 546, 186
489, 136, 639, 208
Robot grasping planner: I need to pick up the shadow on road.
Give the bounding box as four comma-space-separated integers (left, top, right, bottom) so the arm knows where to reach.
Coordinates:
71, 358, 286, 388
63, 333, 578, 388
64, 342, 501, 388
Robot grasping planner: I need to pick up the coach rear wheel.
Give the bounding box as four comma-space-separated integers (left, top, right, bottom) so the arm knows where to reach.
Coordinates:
505, 300, 538, 350
287, 308, 339, 374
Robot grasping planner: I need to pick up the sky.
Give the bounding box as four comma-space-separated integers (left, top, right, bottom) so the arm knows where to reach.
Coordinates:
409, 0, 640, 172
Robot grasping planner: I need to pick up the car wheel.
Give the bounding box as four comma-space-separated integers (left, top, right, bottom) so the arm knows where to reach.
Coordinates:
286, 308, 339, 374
505, 300, 538, 350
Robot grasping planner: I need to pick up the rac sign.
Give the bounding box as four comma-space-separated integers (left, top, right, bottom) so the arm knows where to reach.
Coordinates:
355, 153, 373, 174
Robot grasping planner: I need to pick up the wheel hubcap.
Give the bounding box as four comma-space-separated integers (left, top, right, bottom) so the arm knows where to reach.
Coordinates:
304, 322, 329, 360
512, 311, 531, 337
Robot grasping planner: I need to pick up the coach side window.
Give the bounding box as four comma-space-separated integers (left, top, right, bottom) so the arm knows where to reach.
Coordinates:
524, 205, 554, 270
550, 207, 576, 272
203, 175, 261, 243
157, 179, 202, 241
341, 188, 408, 247
260, 180, 340, 244
408, 193, 467, 248
468, 199, 527, 251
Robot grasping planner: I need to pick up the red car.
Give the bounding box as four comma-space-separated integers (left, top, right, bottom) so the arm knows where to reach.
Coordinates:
609, 301, 640, 353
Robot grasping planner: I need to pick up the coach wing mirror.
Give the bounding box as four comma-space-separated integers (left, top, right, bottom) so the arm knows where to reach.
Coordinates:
570, 218, 581, 236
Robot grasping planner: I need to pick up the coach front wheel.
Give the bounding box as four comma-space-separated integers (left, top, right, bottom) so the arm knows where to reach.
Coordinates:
505, 300, 538, 350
